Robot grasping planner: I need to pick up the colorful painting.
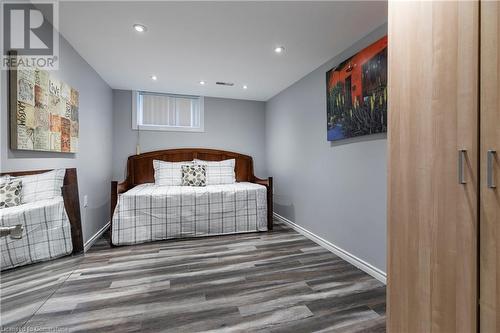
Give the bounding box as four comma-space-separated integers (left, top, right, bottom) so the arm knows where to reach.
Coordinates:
326, 36, 387, 141
10, 67, 79, 153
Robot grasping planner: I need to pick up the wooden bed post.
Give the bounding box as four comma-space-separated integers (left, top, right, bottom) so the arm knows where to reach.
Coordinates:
110, 181, 117, 239
61, 168, 84, 253
267, 177, 273, 230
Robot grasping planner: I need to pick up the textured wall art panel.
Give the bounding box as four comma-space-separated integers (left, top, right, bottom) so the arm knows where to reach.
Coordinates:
9, 67, 79, 153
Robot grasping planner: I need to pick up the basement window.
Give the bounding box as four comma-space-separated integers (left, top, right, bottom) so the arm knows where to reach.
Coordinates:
132, 91, 204, 132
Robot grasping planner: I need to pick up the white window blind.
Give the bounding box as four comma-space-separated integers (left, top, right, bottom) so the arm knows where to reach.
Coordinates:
133, 91, 204, 132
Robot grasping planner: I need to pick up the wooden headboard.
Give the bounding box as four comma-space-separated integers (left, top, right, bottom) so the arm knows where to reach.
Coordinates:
111, 148, 273, 230
125, 148, 257, 186
0, 168, 84, 253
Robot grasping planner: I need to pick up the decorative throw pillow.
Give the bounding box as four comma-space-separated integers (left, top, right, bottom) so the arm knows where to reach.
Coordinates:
0, 179, 22, 209
193, 159, 236, 185
181, 165, 206, 187
153, 160, 193, 186
13, 169, 65, 204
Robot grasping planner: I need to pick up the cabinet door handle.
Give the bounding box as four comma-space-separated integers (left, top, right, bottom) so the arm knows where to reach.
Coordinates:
458, 149, 467, 184
487, 150, 496, 189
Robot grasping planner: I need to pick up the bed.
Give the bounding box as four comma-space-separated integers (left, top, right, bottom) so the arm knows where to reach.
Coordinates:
0, 168, 83, 270
111, 149, 273, 246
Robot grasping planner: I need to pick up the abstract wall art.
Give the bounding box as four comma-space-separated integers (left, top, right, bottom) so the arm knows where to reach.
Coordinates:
9, 65, 79, 153
326, 36, 387, 141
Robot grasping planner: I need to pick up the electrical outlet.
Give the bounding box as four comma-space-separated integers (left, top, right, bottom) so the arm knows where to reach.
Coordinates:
83, 195, 88, 208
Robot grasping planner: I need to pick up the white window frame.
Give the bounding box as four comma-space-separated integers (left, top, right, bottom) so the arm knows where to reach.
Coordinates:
132, 91, 205, 132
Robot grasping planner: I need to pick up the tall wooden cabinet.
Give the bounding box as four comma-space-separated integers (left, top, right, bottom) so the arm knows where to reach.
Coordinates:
480, 1, 500, 331
388, 0, 499, 332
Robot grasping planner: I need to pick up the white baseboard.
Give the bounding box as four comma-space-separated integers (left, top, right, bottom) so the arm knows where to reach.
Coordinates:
273, 213, 387, 284
84, 221, 110, 252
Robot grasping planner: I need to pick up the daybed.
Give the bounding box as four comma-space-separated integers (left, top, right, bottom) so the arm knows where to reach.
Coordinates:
0, 169, 83, 270
111, 149, 273, 246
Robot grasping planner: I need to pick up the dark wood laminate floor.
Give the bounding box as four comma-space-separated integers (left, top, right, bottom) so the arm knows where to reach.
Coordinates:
1, 220, 386, 332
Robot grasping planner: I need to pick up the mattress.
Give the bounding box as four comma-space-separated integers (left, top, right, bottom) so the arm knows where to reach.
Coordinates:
1, 197, 73, 271
112, 182, 267, 245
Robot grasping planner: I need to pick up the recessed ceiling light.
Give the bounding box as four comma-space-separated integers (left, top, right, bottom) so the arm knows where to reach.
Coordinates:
274, 46, 285, 54
133, 24, 147, 33
199, 80, 206, 85
151, 75, 157, 81
243, 85, 248, 90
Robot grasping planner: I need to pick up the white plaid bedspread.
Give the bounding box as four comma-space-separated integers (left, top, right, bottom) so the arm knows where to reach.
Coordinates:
112, 182, 268, 246
1, 197, 73, 271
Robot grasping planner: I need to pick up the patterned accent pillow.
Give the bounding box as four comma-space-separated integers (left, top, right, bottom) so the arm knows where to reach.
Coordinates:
193, 159, 236, 185
0, 179, 22, 209
13, 169, 65, 204
153, 160, 193, 186
181, 165, 206, 187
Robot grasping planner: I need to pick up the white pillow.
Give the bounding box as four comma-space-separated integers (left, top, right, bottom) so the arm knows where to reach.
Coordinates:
0, 175, 10, 186
153, 160, 193, 186
194, 159, 236, 185
16, 169, 65, 203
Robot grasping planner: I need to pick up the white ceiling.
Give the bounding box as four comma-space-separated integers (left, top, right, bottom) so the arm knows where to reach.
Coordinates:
59, 1, 387, 101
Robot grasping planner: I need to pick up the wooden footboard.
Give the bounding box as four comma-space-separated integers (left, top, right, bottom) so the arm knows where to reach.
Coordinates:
110, 148, 274, 240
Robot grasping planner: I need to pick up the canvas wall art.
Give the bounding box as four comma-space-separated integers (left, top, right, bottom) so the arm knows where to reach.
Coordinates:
326, 36, 387, 141
10, 66, 79, 153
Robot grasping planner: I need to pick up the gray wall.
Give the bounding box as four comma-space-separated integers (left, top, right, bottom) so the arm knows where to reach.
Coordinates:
0, 36, 114, 243
112, 90, 267, 181
265, 24, 387, 272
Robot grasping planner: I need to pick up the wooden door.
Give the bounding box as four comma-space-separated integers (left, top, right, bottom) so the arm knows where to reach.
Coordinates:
388, 1, 479, 332
480, 1, 500, 331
